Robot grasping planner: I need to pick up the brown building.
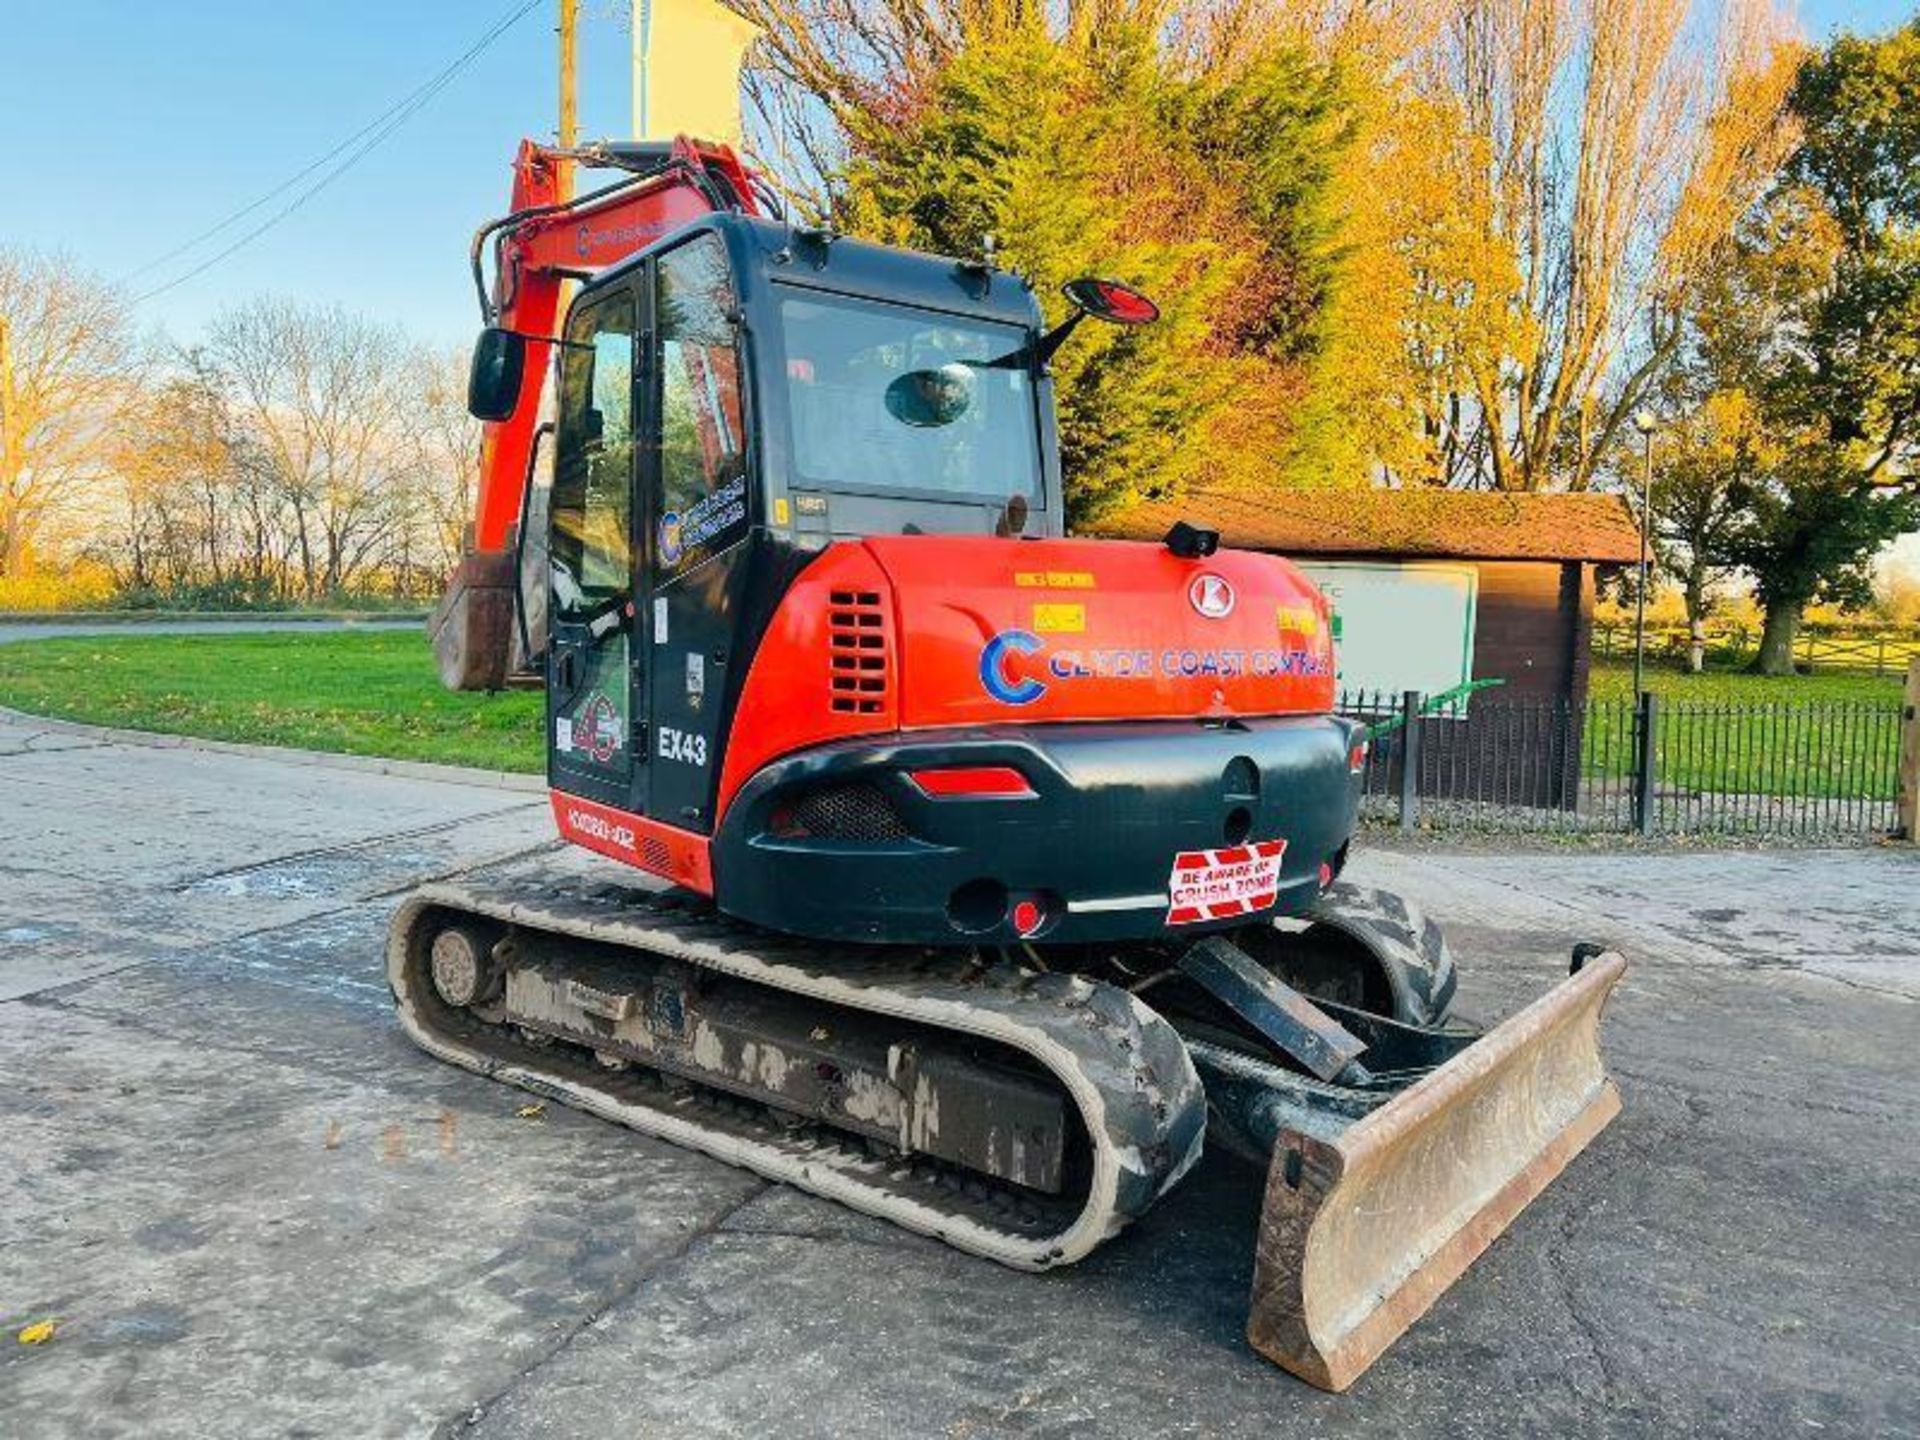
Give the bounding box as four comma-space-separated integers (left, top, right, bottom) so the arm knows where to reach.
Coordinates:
1099, 486, 1641, 704
1096, 487, 1643, 807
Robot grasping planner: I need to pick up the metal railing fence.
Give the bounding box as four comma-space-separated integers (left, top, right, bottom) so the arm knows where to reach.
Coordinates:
1338, 688, 1905, 839
1595, 624, 1920, 678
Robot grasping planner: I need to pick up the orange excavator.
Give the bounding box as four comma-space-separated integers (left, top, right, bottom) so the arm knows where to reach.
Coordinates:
397, 136, 1624, 1391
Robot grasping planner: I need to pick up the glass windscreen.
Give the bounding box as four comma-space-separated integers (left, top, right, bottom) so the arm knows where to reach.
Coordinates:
779, 291, 1042, 503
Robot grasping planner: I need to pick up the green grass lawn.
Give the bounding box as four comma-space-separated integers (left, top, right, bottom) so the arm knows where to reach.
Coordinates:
0, 633, 1902, 801
0, 631, 543, 773
1587, 658, 1904, 704
1583, 660, 1903, 799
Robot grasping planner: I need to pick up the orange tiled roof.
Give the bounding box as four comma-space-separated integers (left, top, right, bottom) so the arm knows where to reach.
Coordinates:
1094, 485, 1642, 564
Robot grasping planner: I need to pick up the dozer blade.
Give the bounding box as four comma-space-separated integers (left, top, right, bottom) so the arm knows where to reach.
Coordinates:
1242, 950, 1625, 1391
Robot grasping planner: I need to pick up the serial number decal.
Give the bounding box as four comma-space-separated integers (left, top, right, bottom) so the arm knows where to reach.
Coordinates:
657, 725, 709, 767
563, 805, 637, 855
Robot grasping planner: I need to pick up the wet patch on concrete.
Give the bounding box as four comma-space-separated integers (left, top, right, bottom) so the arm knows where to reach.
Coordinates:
132, 1219, 208, 1255
89, 1306, 192, 1348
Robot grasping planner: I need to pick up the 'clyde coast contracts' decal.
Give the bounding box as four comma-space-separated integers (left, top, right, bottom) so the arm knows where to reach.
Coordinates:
657, 477, 748, 573
978, 630, 1329, 705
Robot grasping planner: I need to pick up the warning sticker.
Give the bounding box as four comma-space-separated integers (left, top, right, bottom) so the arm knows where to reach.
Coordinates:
1166, 839, 1287, 926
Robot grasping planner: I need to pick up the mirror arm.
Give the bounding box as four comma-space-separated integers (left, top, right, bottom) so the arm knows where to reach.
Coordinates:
500, 330, 593, 352
1032, 311, 1087, 367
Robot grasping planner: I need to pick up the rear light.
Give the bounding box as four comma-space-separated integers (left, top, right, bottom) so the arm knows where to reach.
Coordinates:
1011, 898, 1045, 936
1348, 741, 1369, 774
907, 766, 1036, 799
1318, 862, 1334, 889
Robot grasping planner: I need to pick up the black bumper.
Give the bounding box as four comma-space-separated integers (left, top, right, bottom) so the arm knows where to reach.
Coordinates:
712, 715, 1366, 946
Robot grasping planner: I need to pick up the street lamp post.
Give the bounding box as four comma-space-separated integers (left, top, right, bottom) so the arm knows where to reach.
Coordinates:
1631, 410, 1657, 696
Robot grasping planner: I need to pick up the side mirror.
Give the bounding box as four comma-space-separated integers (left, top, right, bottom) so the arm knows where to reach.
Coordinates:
1062, 278, 1159, 326
468, 326, 526, 422
1034, 277, 1160, 366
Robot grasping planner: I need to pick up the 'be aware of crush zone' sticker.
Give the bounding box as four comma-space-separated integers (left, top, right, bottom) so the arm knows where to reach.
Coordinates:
1166, 839, 1287, 925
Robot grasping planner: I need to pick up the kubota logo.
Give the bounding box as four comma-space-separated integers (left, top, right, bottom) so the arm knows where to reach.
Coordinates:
1189, 573, 1236, 619
980, 629, 1047, 705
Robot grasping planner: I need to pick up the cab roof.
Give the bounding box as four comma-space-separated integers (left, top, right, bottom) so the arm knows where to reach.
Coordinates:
593, 212, 1046, 330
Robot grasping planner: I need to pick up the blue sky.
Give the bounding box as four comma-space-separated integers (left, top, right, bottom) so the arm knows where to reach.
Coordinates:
2, 0, 1915, 348
2, 1, 651, 345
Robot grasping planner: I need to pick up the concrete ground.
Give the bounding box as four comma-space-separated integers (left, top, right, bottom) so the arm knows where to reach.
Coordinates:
0, 711, 1914, 1438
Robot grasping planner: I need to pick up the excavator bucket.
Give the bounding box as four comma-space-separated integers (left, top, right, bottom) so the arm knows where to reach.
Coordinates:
429, 550, 519, 692
1195, 949, 1625, 1391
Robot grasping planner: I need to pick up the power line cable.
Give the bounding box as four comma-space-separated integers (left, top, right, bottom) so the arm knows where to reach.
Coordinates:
133, 0, 539, 302
129, 0, 542, 305
119, 33, 489, 286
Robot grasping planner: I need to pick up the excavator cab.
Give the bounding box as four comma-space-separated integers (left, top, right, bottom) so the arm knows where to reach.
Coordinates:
528, 216, 1062, 850
500, 214, 1260, 926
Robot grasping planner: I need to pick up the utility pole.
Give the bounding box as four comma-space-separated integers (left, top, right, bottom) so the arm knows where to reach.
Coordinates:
557, 0, 579, 201
0, 316, 13, 478
632, 0, 652, 139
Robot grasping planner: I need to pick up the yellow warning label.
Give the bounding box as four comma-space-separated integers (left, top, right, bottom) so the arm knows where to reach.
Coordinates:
772, 497, 792, 526
1276, 604, 1320, 638
1033, 603, 1086, 634
1015, 571, 1097, 589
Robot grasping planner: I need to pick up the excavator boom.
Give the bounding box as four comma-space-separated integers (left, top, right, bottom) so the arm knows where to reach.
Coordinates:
431, 137, 762, 691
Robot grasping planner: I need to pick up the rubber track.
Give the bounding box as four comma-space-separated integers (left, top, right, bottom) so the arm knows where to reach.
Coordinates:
389, 868, 1209, 1269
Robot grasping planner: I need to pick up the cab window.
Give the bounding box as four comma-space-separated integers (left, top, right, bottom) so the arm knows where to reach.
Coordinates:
551, 292, 636, 619
780, 291, 1041, 504
654, 234, 749, 579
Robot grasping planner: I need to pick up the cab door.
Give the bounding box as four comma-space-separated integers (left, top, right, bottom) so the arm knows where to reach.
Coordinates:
641, 232, 754, 832
547, 286, 645, 812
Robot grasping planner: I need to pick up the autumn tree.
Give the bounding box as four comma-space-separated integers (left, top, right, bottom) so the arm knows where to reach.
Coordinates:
201, 297, 425, 601
1400, 0, 1799, 491
1685, 24, 1920, 674
0, 248, 143, 575
101, 364, 241, 595
735, 0, 1803, 496
397, 345, 482, 582
1875, 562, 1920, 624
85, 334, 475, 606
1644, 392, 1759, 670
738, 0, 1357, 518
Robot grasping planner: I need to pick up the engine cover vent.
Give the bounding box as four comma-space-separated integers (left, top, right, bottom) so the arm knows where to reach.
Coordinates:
827, 589, 890, 716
